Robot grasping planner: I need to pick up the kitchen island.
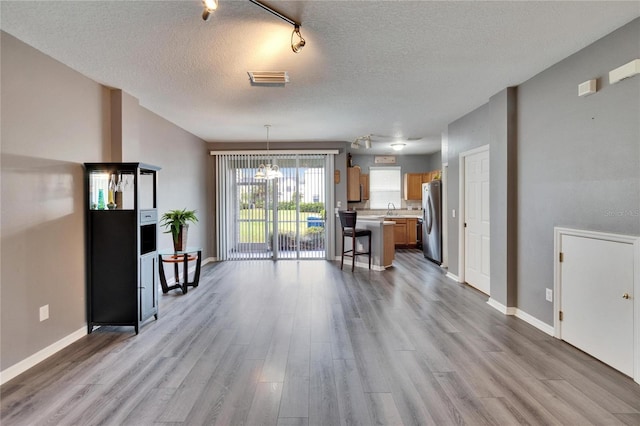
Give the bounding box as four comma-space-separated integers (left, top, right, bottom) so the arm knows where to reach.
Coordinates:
341, 215, 395, 271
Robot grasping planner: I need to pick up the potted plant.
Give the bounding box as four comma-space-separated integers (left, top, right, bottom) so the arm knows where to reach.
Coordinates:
161, 208, 198, 252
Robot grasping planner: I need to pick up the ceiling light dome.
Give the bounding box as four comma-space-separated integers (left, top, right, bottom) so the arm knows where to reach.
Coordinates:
391, 143, 406, 151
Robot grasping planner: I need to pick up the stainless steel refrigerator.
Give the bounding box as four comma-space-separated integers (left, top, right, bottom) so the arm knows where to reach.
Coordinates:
422, 180, 442, 264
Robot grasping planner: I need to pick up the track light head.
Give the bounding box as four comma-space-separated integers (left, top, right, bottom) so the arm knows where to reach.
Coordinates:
291, 25, 306, 53
202, 0, 218, 21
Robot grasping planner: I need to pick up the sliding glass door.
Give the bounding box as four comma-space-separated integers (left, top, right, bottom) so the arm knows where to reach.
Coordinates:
215, 153, 331, 261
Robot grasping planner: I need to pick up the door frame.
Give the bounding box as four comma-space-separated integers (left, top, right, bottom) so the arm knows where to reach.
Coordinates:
441, 162, 448, 269
554, 227, 640, 384
458, 144, 490, 289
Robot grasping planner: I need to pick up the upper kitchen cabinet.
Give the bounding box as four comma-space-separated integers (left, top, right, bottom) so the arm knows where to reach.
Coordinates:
360, 174, 369, 201
404, 170, 441, 200
347, 166, 362, 202
404, 173, 424, 200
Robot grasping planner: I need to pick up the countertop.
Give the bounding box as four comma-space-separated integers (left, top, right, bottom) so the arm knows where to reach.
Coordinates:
357, 214, 421, 224
358, 214, 422, 219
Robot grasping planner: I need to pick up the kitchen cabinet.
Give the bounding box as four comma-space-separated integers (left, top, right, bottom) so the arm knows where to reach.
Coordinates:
383, 223, 395, 267
84, 162, 160, 334
347, 166, 361, 202
425, 171, 440, 182
403, 170, 441, 200
360, 174, 369, 200
387, 217, 419, 248
391, 218, 407, 246
406, 218, 418, 246
404, 173, 423, 201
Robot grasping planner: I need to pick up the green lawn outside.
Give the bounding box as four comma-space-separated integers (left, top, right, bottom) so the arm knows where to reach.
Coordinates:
237, 209, 324, 242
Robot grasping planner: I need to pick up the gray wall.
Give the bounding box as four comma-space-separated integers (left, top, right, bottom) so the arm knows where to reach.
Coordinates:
489, 88, 518, 307
0, 32, 208, 372
350, 152, 440, 175
445, 104, 491, 278
350, 152, 441, 209
445, 18, 640, 326
517, 18, 640, 324
140, 109, 209, 254
1, 31, 109, 371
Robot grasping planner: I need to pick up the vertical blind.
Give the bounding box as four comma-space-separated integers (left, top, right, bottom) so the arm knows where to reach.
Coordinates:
213, 152, 335, 261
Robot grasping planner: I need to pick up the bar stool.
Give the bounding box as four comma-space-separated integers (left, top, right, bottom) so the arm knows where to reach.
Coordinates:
338, 210, 372, 271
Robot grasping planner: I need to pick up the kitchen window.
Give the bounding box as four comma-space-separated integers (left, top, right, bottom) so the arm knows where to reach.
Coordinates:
369, 166, 401, 209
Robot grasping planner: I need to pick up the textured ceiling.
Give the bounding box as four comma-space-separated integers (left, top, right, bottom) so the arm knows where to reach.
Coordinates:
1, 1, 639, 155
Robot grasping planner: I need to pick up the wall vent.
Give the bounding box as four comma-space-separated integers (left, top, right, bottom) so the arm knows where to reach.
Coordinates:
248, 71, 289, 84
609, 59, 640, 84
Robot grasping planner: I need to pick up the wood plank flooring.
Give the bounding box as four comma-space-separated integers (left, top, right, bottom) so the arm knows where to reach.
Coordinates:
2, 250, 639, 425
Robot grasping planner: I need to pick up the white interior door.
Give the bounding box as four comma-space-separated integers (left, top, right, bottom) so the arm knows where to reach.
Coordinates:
464, 149, 490, 294
560, 234, 634, 377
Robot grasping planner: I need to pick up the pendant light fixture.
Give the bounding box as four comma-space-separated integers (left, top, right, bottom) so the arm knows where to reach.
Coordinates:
255, 125, 282, 180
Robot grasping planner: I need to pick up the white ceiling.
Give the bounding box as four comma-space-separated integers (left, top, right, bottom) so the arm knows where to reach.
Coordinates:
1, 1, 639, 155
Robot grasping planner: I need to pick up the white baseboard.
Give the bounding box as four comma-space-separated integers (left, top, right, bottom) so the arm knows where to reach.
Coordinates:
485, 298, 554, 336
514, 308, 554, 336
446, 272, 461, 282
0, 326, 87, 386
487, 298, 517, 315
4, 256, 218, 386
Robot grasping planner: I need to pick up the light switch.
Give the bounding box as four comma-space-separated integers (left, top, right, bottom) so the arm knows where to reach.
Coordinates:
452, 209, 456, 218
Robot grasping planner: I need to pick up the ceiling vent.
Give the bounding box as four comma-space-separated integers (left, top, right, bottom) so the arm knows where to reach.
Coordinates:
248, 71, 289, 84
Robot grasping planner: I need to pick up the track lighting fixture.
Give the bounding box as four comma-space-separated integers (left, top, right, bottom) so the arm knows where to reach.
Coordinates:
291, 25, 306, 53
202, 0, 218, 21
249, 0, 306, 53
200, 1, 307, 53
352, 135, 372, 150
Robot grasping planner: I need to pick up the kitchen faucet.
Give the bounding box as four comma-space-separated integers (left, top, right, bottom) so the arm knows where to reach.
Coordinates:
386, 202, 396, 216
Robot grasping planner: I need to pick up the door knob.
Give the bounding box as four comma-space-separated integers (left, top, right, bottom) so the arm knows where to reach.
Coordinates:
622, 293, 630, 299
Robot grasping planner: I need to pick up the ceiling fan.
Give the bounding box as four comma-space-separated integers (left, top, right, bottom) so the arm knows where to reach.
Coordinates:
369, 134, 424, 142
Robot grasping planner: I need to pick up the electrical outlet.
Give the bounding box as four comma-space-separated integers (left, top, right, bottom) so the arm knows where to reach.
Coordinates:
39, 304, 49, 321
545, 288, 553, 302
337, 201, 342, 208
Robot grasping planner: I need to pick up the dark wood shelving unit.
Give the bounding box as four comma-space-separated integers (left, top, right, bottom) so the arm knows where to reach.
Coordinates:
84, 162, 160, 334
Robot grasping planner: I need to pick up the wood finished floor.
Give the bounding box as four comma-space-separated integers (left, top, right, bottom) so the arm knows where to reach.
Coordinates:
2, 250, 639, 426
